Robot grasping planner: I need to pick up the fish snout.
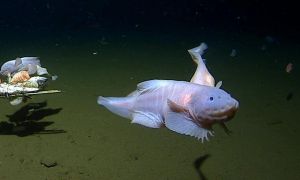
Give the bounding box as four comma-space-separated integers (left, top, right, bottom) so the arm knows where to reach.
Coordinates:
231, 99, 239, 110
225, 96, 239, 109
223, 99, 239, 120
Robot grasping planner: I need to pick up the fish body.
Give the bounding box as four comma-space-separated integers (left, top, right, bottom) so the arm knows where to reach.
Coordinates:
98, 43, 239, 141
98, 80, 238, 141
0, 57, 41, 76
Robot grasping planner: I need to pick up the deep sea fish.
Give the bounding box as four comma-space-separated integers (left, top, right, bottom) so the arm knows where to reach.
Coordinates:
98, 43, 239, 141
0, 57, 41, 76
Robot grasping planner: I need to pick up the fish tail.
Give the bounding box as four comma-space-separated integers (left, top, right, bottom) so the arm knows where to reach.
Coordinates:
97, 96, 133, 119
188, 42, 208, 64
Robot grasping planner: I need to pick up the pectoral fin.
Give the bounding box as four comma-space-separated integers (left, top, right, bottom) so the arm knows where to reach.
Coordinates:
167, 99, 188, 113
165, 111, 213, 142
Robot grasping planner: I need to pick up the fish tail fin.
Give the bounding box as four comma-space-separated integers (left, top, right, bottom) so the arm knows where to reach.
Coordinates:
189, 43, 215, 86
97, 96, 133, 119
188, 42, 208, 64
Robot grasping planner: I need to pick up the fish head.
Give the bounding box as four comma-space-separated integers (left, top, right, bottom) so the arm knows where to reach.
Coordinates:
190, 87, 239, 127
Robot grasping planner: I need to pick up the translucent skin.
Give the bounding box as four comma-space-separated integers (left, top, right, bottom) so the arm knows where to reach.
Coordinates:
130, 80, 239, 128
98, 43, 239, 141
98, 80, 239, 141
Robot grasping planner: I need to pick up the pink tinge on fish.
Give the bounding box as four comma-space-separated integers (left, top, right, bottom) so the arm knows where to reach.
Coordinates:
98, 80, 239, 141
181, 94, 192, 106
98, 43, 239, 142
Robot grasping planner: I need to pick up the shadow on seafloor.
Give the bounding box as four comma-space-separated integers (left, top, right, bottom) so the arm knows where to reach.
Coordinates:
194, 154, 211, 180
0, 101, 65, 136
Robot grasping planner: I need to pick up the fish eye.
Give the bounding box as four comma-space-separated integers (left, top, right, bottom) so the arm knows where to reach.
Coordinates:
209, 96, 214, 101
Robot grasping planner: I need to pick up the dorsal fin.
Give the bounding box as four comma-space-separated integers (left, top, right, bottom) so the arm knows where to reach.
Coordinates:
15, 58, 22, 66
137, 80, 171, 94
215, 81, 222, 88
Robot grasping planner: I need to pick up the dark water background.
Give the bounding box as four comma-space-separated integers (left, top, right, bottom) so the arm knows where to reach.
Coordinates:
0, 1, 299, 179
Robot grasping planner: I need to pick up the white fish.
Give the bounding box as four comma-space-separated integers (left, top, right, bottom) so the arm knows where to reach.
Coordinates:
98, 80, 238, 141
98, 43, 239, 141
0, 57, 41, 75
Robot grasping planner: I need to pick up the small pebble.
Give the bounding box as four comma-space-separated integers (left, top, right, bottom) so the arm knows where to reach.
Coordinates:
40, 158, 57, 168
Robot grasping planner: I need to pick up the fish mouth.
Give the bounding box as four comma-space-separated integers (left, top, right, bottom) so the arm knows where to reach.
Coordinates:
220, 100, 239, 121
223, 107, 238, 120
194, 100, 239, 128
207, 100, 239, 121
233, 100, 239, 109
